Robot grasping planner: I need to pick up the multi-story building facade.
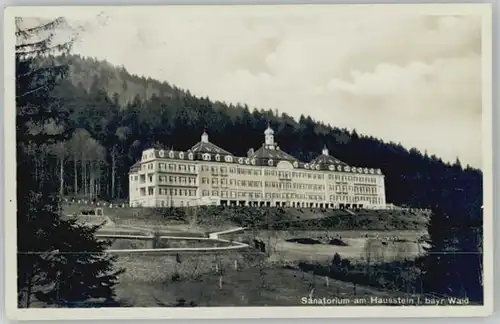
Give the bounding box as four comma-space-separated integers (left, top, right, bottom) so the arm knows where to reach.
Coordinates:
129, 126, 387, 209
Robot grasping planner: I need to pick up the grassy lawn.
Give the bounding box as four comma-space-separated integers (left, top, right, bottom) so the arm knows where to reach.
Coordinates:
221, 229, 426, 263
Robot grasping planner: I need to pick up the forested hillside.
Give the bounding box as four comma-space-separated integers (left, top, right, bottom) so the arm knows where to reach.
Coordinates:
39, 54, 481, 215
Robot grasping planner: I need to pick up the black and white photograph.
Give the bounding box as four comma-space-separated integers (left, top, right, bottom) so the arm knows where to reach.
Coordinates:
3, 3, 493, 320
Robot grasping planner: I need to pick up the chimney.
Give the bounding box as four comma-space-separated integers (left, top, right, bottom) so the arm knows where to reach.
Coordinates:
247, 148, 254, 157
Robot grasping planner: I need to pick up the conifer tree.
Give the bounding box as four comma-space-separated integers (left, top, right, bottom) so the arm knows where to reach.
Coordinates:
420, 200, 483, 302
16, 17, 123, 308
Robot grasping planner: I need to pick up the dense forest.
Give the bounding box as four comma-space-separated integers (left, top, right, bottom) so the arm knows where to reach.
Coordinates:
38, 54, 481, 215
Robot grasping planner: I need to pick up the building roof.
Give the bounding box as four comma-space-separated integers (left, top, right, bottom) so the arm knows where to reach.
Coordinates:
128, 161, 141, 173
310, 147, 349, 170
190, 140, 232, 156
130, 128, 384, 176
251, 145, 298, 163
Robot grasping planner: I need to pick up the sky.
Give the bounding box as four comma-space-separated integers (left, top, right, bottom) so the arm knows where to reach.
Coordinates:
25, 6, 485, 168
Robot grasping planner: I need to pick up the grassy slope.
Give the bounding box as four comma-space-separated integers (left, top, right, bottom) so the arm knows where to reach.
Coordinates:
62, 204, 429, 232
61, 204, 430, 307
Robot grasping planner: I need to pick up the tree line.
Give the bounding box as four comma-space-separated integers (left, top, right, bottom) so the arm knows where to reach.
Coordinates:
39, 54, 482, 216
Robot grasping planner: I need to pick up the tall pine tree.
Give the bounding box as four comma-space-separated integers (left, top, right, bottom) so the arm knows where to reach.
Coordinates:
16, 17, 123, 308
420, 198, 483, 302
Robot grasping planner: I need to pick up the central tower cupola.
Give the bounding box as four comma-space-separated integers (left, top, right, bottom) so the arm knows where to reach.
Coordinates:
201, 130, 209, 143
264, 124, 275, 149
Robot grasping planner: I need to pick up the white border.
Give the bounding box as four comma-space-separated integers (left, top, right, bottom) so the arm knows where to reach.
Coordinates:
3, 3, 494, 320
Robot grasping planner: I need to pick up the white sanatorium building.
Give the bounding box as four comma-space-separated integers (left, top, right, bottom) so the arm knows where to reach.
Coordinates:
129, 126, 387, 209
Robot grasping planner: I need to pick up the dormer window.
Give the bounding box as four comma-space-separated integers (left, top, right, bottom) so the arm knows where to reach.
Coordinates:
188, 153, 194, 160
215, 154, 220, 162
345, 166, 350, 172
238, 157, 243, 164
203, 153, 211, 161
328, 165, 335, 171
337, 165, 342, 171
377, 169, 382, 175
159, 150, 165, 157
293, 161, 298, 168
225, 156, 233, 163
268, 159, 273, 166
364, 168, 368, 173
179, 152, 184, 159
357, 167, 362, 173
251, 159, 256, 165
245, 158, 250, 164
315, 165, 320, 170
169, 151, 174, 159
305, 164, 309, 169
369, 168, 374, 174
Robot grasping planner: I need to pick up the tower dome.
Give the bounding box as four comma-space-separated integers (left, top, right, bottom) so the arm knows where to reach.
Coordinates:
264, 124, 274, 136
264, 124, 275, 147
